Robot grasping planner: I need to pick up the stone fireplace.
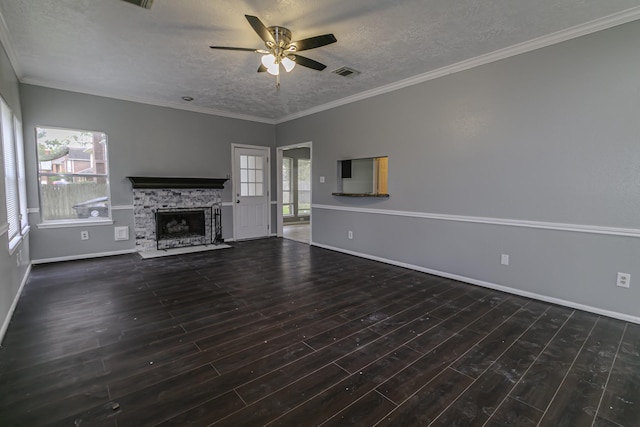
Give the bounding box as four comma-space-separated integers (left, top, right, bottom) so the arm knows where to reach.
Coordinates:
129, 177, 227, 252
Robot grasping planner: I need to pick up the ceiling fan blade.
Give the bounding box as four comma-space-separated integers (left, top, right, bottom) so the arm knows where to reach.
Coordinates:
258, 64, 267, 73
210, 46, 261, 52
290, 34, 337, 52
291, 55, 327, 71
245, 15, 275, 45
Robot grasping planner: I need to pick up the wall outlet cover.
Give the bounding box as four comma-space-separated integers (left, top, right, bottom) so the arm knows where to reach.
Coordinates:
616, 272, 630, 288
115, 226, 130, 241
501, 254, 509, 265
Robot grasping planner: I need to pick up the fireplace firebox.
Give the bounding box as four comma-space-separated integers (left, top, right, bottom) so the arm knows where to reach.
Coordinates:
155, 208, 215, 250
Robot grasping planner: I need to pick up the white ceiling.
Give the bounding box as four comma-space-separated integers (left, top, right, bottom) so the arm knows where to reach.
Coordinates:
1, 0, 639, 123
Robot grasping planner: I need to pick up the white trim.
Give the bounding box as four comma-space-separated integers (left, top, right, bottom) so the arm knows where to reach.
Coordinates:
31, 248, 137, 265
0, 263, 31, 345
20, 77, 275, 125
111, 205, 134, 211
312, 204, 640, 238
3, 8, 637, 125
221, 202, 234, 207
36, 219, 114, 229
8, 227, 29, 256
0, 222, 7, 237
8, 235, 21, 256
27, 208, 39, 214
276, 6, 640, 124
311, 242, 640, 324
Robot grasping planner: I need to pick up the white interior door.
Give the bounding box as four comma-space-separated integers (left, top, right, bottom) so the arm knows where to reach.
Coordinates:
233, 145, 269, 240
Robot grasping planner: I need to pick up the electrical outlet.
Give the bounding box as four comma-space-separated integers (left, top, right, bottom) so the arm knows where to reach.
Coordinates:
616, 272, 630, 288
320, 176, 325, 183
501, 254, 509, 266
80, 230, 89, 240
348, 230, 353, 240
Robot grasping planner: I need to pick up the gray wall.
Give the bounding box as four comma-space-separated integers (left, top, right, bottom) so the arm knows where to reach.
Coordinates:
20, 84, 276, 260
276, 21, 640, 320
0, 39, 30, 342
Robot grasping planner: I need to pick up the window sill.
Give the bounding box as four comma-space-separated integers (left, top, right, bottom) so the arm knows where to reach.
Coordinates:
37, 219, 114, 229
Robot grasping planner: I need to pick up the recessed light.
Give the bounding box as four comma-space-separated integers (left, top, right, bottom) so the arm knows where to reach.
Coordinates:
181, 96, 194, 102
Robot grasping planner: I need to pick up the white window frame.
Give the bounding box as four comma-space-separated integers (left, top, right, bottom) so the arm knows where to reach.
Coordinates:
297, 158, 311, 216
282, 157, 294, 217
35, 126, 112, 227
1, 97, 29, 252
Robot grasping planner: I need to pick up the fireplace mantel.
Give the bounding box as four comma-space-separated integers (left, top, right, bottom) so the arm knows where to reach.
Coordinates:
128, 176, 228, 189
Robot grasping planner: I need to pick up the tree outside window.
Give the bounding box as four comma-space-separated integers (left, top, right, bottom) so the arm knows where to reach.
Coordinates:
36, 127, 110, 222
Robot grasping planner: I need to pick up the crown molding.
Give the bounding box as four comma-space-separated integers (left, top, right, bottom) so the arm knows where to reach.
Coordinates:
19, 77, 277, 125
3, 5, 639, 125
276, 6, 640, 124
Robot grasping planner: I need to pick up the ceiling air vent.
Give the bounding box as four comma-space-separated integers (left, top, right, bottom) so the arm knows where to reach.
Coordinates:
121, 0, 154, 9
332, 67, 361, 78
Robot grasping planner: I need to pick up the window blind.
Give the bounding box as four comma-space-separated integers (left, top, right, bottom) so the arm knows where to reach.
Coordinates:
14, 117, 28, 232
1, 98, 19, 243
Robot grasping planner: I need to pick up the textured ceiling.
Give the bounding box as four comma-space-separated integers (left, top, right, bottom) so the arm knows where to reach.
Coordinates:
1, 0, 640, 123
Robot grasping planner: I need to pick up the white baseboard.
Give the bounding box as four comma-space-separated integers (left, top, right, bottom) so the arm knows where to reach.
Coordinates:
311, 242, 640, 325
31, 249, 138, 265
0, 263, 32, 345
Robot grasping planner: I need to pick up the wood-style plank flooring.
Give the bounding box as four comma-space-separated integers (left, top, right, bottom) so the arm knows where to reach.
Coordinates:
0, 238, 638, 426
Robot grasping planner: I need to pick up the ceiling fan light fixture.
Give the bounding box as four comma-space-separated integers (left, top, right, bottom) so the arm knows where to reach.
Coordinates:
261, 54, 280, 75
281, 56, 296, 73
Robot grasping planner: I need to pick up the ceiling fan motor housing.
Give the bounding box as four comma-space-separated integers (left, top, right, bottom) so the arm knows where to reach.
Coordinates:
267, 26, 293, 52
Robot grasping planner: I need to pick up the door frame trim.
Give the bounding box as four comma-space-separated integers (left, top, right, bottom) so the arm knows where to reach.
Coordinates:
276, 141, 312, 240
231, 143, 271, 241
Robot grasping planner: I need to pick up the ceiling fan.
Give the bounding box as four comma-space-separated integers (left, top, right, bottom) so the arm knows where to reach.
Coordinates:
210, 15, 337, 88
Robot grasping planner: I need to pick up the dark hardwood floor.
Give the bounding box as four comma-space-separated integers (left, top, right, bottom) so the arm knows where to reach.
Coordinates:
0, 238, 638, 426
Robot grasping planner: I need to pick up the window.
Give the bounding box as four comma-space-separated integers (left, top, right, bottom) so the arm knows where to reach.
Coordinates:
297, 158, 311, 216
1, 98, 28, 251
36, 127, 110, 223
239, 154, 264, 197
15, 118, 28, 232
282, 157, 293, 216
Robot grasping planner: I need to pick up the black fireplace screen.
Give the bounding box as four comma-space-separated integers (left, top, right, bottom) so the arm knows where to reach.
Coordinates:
155, 207, 222, 250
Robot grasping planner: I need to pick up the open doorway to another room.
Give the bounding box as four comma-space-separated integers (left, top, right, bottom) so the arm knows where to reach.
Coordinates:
277, 143, 311, 244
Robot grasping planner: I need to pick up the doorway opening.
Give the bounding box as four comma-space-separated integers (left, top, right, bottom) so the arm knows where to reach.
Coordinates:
277, 142, 311, 244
